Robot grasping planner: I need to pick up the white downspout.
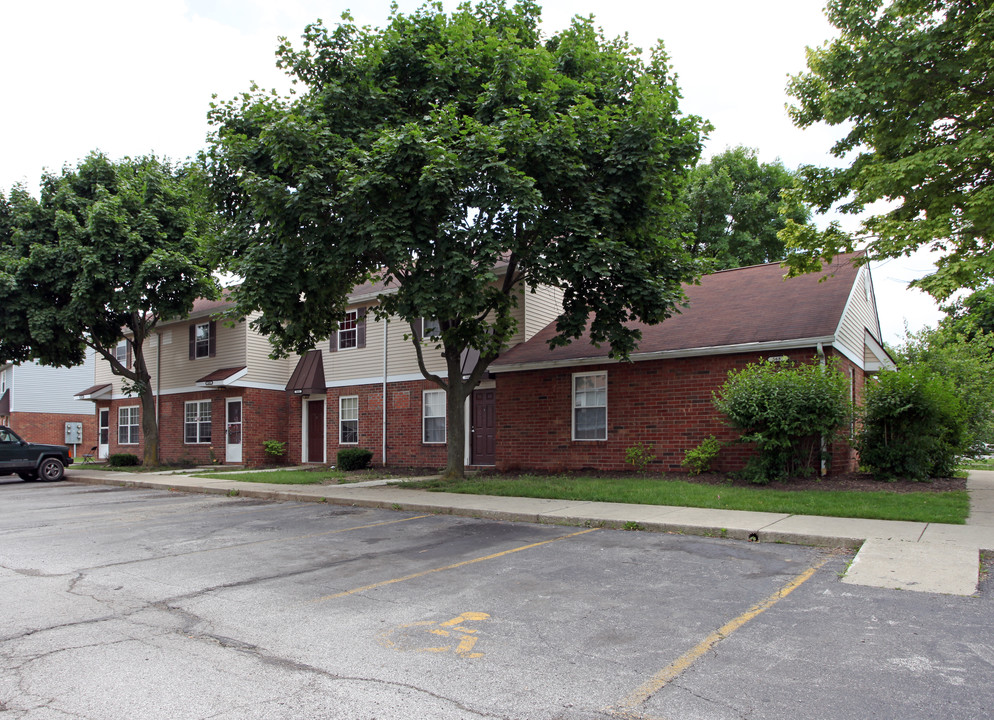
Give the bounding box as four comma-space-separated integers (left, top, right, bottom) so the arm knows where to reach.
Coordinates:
817, 342, 826, 476
156, 331, 162, 430
382, 318, 388, 467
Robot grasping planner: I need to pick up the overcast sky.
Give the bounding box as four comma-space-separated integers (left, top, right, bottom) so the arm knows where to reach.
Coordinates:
0, 0, 943, 343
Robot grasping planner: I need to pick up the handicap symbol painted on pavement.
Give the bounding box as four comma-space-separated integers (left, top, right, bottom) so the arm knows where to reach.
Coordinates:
379, 612, 491, 659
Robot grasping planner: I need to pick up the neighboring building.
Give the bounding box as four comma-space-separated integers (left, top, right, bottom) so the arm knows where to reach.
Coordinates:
75, 297, 293, 465
0, 352, 97, 457
489, 253, 891, 475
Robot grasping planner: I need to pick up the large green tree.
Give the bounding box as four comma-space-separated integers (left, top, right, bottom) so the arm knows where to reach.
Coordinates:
781, 0, 994, 300
940, 285, 994, 340
207, 1, 706, 477
678, 146, 811, 271
0, 153, 217, 465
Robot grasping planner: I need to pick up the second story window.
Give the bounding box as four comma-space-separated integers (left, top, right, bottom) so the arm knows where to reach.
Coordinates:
338, 311, 358, 350
189, 321, 215, 360
113, 340, 131, 368
329, 308, 366, 352
195, 323, 210, 357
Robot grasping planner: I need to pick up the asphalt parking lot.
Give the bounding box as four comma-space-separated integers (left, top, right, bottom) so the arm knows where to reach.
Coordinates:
2, 480, 993, 719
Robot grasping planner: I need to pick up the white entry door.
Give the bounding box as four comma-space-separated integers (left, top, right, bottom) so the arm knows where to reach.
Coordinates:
98, 409, 110, 459
226, 398, 243, 464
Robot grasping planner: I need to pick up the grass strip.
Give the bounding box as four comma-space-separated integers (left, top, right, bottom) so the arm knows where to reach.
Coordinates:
196, 470, 346, 485
403, 475, 969, 524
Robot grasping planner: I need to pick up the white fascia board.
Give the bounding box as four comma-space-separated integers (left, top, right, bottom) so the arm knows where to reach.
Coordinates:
864, 329, 896, 371
324, 372, 444, 389
489, 336, 839, 374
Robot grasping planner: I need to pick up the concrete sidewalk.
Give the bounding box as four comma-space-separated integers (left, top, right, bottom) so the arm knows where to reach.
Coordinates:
63, 467, 994, 597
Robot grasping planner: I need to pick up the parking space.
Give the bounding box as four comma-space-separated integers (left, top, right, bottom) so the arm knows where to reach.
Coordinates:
2, 481, 993, 719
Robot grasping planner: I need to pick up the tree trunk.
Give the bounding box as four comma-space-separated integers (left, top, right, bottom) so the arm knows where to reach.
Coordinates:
139, 382, 160, 466
131, 340, 160, 467
443, 353, 470, 479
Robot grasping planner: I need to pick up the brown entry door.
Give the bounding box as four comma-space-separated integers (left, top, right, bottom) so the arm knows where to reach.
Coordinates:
307, 400, 325, 463
471, 389, 496, 465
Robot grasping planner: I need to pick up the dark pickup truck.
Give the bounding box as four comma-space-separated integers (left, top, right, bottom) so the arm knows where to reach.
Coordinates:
0, 425, 73, 481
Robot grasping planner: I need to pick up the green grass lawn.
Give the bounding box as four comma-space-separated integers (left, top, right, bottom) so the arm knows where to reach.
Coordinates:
401, 474, 970, 524
196, 469, 347, 484
959, 458, 994, 471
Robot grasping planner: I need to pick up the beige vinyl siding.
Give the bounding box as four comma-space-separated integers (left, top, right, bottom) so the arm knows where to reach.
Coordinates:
324, 307, 447, 385
523, 282, 564, 341
93, 349, 120, 393
243, 313, 292, 386
835, 267, 882, 367
506, 287, 528, 348
154, 320, 246, 390
322, 281, 562, 386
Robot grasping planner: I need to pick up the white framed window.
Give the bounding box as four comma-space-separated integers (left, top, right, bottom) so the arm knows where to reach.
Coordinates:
118, 406, 140, 445
194, 323, 211, 358
572, 371, 607, 441
184, 400, 212, 444
114, 340, 128, 365
338, 310, 358, 350
0, 368, 6, 394
340, 395, 358, 444
423, 389, 446, 444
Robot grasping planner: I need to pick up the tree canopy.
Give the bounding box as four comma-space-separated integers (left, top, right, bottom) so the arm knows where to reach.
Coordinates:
0, 153, 217, 464
781, 0, 994, 300
207, 0, 707, 476
677, 146, 811, 271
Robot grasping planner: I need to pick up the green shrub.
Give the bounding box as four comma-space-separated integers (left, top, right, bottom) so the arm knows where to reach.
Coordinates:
263, 439, 287, 460
682, 435, 722, 475
625, 442, 656, 472
895, 328, 994, 456
337, 447, 373, 471
108, 453, 140, 467
714, 358, 850, 483
856, 367, 966, 480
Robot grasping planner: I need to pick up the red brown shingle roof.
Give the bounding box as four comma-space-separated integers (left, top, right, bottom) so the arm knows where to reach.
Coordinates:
492, 254, 863, 368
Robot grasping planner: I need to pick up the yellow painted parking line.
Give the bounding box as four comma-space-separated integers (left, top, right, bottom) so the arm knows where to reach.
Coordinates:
312, 528, 600, 603
616, 555, 831, 714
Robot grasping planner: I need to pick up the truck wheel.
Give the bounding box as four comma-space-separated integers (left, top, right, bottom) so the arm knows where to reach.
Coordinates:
18, 472, 38, 482
39, 458, 65, 482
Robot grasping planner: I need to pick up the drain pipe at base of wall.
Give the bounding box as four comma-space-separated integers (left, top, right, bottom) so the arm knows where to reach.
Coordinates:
817, 342, 827, 476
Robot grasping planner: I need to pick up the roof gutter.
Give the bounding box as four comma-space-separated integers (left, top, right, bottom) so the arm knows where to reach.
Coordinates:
490, 335, 839, 374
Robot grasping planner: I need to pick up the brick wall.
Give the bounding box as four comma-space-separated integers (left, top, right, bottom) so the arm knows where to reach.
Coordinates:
95, 388, 291, 467
287, 379, 449, 469
7, 411, 97, 459
494, 348, 862, 476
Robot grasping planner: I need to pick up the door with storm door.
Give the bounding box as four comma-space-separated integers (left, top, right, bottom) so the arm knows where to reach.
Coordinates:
226, 398, 243, 464
98, 409, 110, 459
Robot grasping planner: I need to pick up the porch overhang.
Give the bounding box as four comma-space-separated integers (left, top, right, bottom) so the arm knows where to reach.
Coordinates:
196, 366, 248, 388
286, 350, 326, 396
74, 383, 112, 401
